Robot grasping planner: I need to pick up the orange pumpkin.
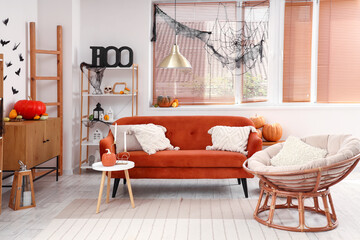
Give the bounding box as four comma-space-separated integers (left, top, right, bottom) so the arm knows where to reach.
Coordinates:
250, 114, 265, 129
102, 149, 116, 167
157, 96, 174, 107
172, 99, 179, 108
263, 123, 282, 142
256, 129, 262, 139
9, 109, 18, 119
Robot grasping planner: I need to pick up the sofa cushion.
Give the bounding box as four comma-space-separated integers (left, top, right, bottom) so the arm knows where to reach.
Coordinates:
113, 116, 255, 150
206, 125, 256, 155
118, 150, 247, 168
129, 124, 179, 155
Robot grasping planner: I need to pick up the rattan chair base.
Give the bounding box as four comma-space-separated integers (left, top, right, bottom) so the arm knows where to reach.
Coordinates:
254, 182, 338, 232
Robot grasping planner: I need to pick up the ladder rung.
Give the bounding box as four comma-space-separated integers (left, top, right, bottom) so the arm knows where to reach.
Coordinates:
36, 49, 60, 55
82, 90, 89, 93
82, 115, 88, 118
45, 102, 60, 106
82, 137, 88, 141
35, 76, 60, 80
81, 159, 88, 164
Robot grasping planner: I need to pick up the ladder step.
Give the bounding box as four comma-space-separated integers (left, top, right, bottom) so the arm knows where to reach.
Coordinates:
45, 102, 60, 106
36, 49, 61, 55
35, 76, 60, 80
82, 90, 89, 93
82, 115, 89, 118
82, 137, 88, 141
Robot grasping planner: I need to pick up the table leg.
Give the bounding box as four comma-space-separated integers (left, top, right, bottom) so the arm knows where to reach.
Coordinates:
106, 172, 111, 203
124, 170, 135, 208
96, 171, 106, 214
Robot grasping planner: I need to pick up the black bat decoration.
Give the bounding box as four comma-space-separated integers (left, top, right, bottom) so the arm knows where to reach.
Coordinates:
12, 86, 19, 95
19, 53, 24, 61
15, 68, 21, 76
2, 18, 9, 26
0, 39, 10, 47
6, 61, 12, 67
3, 75, 7, 81
13, 42, 20, 51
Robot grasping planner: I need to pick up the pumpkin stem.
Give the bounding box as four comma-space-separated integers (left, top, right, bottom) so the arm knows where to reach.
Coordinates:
28, 96, 32, 101
106, 149, 111, 154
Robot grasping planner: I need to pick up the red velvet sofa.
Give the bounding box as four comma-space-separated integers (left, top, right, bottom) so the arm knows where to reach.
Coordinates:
99, 116, 262, 198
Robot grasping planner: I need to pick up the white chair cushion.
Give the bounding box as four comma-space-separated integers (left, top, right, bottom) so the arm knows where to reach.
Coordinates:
270, 136, 328, 167
248, 135, 360, 173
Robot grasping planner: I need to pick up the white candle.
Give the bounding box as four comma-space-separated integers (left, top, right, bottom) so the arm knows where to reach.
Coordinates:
124, 131, 127, 152
114, 123, 117, 143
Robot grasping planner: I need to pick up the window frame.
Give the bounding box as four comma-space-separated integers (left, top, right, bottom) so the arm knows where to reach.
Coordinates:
150, 0, 360, 108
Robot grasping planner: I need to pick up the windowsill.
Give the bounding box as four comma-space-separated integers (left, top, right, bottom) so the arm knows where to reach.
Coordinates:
148, 102, 360, 111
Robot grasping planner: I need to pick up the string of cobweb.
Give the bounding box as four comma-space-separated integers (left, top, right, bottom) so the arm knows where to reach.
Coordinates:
152, 2, 269, 76
205, 2, 269, 75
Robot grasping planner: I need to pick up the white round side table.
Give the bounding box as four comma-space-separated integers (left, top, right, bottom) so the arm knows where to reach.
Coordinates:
92, 160, 135, 213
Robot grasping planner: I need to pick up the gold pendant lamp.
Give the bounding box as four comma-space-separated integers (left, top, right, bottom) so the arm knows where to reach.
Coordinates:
158, 0, 192, 69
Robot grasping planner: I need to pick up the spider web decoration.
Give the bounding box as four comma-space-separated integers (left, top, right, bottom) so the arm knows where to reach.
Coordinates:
80, 62, 106, 94
151, 2, 269, 76
206, 2, 269, 75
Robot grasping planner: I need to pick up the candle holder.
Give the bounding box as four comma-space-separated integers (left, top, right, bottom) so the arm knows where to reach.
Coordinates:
116, 151, 130, 165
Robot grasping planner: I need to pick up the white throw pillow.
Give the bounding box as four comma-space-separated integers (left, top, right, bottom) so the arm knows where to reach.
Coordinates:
206, 125, 257, 155
110, 125, 142, 153
128, 124, 179, 155
270, 136, 328, 166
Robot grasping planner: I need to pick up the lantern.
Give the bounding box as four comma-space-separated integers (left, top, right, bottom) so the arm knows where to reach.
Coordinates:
9, 161, 36, 210
93, 102, 104, 121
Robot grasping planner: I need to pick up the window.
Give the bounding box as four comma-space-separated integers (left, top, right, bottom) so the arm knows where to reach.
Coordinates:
152, 2, 269, 105
242, 1, 269, 103
153, 2, 236, 105
317, 0, 360, 103
283, 0, 313, 102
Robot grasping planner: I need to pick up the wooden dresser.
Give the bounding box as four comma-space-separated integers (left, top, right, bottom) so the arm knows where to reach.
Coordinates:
3, 118, 61, 171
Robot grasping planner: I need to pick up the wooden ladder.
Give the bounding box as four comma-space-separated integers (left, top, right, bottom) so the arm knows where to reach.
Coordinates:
29, 22, 63, 175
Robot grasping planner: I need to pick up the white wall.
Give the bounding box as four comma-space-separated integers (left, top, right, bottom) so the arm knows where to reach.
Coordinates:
37, 0, 80, 175
0, 0, 37, 114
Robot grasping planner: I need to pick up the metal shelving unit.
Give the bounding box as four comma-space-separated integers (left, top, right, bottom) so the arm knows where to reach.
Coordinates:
79, 64, 138, 173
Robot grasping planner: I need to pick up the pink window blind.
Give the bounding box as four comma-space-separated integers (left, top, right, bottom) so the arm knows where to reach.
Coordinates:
317, 0, 360, 103
283, 1, 313, 102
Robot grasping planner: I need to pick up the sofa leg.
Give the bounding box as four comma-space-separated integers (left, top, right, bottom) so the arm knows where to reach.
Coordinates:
112, 178, 120, 198
123, 178, 127, 185
241, 178, 248, 198
237, 178, 241, 185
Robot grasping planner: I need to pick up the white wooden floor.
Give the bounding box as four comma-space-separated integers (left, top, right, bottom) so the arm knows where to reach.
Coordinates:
0, 170, 360, 240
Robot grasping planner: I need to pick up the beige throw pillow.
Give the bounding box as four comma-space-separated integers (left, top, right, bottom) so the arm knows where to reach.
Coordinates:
128, 124, 179, 155
206, 125, 257, 155
270, 136, 328, 166
110, 125, 142, 153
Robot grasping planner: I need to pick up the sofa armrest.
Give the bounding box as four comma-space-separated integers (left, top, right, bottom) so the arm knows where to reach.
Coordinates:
247, 132, 262, 158
100, 132, 116, 157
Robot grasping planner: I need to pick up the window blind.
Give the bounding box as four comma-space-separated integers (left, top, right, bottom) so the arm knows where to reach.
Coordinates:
283, 0, 313, 102
317, 0, 360, 103
153, 2, 236, 105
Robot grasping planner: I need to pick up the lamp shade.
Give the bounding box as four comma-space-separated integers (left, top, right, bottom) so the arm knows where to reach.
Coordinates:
159, 44, 192, 69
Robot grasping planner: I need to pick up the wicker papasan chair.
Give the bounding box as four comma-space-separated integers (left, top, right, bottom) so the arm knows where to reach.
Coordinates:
243, 134, 360, 232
